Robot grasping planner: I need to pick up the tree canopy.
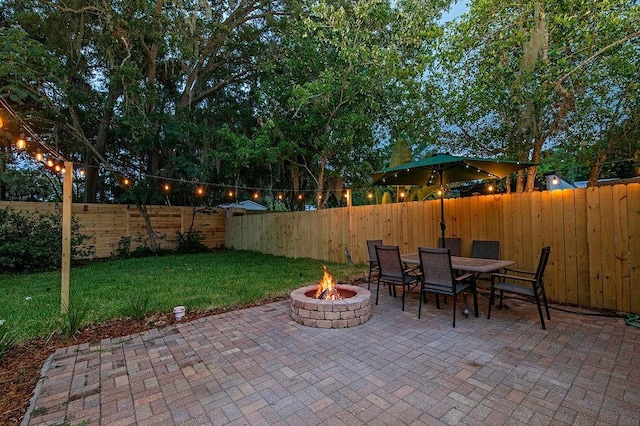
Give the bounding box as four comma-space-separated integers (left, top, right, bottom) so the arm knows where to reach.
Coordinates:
1, 0, 638, 207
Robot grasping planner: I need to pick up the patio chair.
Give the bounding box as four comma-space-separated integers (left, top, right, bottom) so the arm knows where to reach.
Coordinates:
471, 240, 500, 285
375, 245, 420, 311
487, 246, 551, 329
438, 237, 461, 256
418, 247, 476, 327
366, 239, 383, 290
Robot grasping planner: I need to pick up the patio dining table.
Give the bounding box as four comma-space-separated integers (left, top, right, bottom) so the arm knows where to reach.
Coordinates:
400, 253, 515, 318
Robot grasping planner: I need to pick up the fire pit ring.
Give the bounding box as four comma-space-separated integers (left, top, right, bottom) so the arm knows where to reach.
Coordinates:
290, 284, 372, 328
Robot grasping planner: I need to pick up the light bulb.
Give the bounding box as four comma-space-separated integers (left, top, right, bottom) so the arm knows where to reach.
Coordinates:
16, 134, 27, 150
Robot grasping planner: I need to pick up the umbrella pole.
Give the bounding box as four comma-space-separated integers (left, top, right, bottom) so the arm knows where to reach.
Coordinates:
439, 169, 446, 248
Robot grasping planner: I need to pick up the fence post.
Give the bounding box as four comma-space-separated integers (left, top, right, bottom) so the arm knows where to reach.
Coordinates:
61, 161, 73, 313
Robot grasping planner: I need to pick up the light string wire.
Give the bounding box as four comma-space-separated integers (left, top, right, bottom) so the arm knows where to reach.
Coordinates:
0, 100, 365, 197
2, 99, 542, 198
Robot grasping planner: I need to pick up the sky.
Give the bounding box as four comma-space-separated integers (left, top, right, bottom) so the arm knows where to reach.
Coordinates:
439, 0, 469, 23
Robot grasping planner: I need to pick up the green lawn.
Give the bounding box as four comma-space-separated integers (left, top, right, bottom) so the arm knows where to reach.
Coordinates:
0, 250, 365, 342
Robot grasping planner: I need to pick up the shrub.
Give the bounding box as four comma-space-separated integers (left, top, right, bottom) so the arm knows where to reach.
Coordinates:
123, 293, 151, 320
0, 207, 94, 273
174, 229, 208, 254
0, 320, 17, 361
58, 299, 90, 338
111, 236, 132, 259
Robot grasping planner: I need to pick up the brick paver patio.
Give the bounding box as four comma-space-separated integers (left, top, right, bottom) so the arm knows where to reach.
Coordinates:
25, 284, 640, 425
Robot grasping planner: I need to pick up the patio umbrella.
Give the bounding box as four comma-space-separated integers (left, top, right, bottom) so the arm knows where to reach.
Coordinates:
371, 153, 537, 246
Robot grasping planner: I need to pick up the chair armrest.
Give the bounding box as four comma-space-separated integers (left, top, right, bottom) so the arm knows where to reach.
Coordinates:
455, 272, 473, 282
403, 263, 421, 274
503, 267, 535, 276
491, 273, 536, 283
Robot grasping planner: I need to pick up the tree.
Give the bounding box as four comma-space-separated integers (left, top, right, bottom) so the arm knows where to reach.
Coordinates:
429, 0, 640, 190
258, 0, 450, 208
1, 0, 297, 204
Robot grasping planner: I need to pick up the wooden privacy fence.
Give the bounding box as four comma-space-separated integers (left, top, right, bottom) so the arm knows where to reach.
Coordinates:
226, 183, 640, 314
0, 201, 227, 258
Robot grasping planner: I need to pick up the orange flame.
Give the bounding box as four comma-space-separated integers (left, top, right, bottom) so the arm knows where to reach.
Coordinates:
315, 265, 342, 300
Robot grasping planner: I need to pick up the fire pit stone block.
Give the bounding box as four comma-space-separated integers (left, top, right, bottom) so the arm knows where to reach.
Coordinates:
290, 284, 372, 328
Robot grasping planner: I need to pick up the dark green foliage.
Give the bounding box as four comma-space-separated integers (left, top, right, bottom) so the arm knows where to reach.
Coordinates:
0, 208, 94, 273
174, 229, 208, 254
123, 293, 150, 320
58, 299, 90, 338
0, 322, 17, 361
111, 236, 132, 259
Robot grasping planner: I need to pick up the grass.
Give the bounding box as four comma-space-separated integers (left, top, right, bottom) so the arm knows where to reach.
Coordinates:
0, 249, 366, 342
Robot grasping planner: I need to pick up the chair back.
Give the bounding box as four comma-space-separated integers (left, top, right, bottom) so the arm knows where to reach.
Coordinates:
438, 238, 461, 257
366, 240, 383, 264
419, 247, 454, 292
376, 245, 404, 281
471, 240, 500, 260
535, 246, 551, 282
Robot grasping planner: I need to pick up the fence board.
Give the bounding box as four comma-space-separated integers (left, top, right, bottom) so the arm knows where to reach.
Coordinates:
551, 190, 566, 303
586, 187, 604, 308
628, 184, 640, 313
598, 186, 617, 310
561, 189, 578, 305
613, 185, 630, 312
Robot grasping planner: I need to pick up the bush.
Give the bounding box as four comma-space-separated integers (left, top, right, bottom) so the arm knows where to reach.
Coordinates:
174, 229, 208, 254
111, 236, 132, 259
0, 321, 17, 362
58, 299, 90, 338
0, 207, 94, 273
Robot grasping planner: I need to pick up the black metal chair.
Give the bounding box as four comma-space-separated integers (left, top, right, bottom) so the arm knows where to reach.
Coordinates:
375, 245, 420, 311
487, 246, 551, 329
418, 247, 477, 327
438, 237, 461, 256
471, 240, 500, 285
366, 240, 383, 290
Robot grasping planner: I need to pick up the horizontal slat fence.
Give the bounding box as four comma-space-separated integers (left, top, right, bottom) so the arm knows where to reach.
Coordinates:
0, 202, 227, 258
226, 183, 640, 314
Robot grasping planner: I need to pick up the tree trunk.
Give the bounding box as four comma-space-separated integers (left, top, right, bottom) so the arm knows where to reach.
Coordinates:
135, 202, 159, 254
588, 153, 608, 187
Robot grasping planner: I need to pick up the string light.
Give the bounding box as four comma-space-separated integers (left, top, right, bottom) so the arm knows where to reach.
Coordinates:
54, 163, 62, 172
253, 192, 259, 200
16, 133, 27, 150
46, 158, 55, 168
487, 184, 494, 192
367, 192, 374, 200
122, 177, 131, 187
163, 182, 171, 192
227, 190, 234, 198
552, 176, 559, 185
79, 168, 85, 176
277, 193, 284, 200
195, 186, 205, 196
35, 150, 44, 162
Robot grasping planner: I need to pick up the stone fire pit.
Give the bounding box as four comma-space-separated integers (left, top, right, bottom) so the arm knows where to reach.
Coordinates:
290, 284, 372, 328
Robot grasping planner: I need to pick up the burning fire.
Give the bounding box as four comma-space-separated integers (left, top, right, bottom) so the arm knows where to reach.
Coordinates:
315, 265, 342, 300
